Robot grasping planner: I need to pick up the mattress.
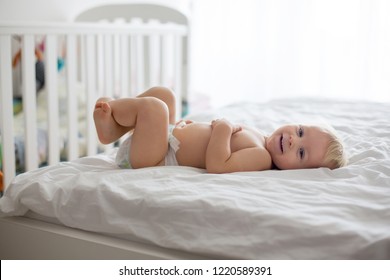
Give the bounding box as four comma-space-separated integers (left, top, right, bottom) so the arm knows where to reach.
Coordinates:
1, 98, 390, 259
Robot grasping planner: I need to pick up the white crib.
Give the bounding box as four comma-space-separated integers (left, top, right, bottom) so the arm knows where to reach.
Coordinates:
0, 19, 188, 189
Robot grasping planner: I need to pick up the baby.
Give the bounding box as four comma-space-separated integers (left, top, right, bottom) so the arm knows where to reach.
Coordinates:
94, 87, 347, 173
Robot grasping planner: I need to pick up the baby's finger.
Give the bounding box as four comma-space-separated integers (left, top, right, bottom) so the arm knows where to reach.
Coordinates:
232, 125, 242, 134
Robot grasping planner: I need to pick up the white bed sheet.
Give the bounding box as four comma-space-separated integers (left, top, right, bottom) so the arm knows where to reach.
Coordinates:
1, 98, 390, 259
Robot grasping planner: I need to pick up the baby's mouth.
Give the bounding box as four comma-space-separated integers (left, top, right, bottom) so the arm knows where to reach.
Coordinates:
280, 135, 284, 153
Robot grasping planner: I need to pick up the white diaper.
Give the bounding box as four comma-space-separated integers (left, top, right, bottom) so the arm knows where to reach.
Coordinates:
115, 124, 181, 168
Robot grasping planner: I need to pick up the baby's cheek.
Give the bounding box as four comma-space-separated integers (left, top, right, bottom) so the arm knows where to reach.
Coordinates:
275, 156, 297, 170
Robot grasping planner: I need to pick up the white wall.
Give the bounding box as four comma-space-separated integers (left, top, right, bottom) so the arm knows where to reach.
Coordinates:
0, 0, 84, 21
190, 0, 390, 108
0, 0, 190, 22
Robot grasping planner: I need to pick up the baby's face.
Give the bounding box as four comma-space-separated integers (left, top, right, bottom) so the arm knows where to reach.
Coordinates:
265, 124, 330, 170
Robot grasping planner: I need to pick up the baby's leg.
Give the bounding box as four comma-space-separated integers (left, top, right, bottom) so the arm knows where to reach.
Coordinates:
94, 87, 175, 145
108, 97, 169, 168
93, 97, 130, 144
94, 87, 175, 167
136, 87, 176, 124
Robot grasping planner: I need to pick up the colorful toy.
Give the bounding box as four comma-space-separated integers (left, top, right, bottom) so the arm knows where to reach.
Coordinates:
0, 171, 3, 193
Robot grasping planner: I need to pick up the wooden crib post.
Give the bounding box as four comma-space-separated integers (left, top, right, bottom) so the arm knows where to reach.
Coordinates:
134, 35, 145, 93
66, 34, 79, 161
45, 35, 60, 165
0, 35, 16, 189
104, 33, 114, 98
85, 34, 98, 156
119, 34, 129, 98
148, 20, 162, 88
21, 35, 38, 171
174, 34, 183, 117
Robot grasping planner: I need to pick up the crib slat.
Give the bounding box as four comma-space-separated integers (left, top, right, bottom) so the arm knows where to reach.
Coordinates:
79, 36, 86, 88
22, 35, 38, 171
101, 34, 116, 152
120, 34, 129, 97
113, 33, 120, 97
129, 36, 137, 96
0, 35, 16, 188
96, 34, 105, 97
148, 34, 161, 87
161, 34, 173, 88
104, 34, 114, 97
135, 34, 145, 93
85, 34, 98, 156
66, 34, 78, 161
45, 35, 60, 165
174, 35, 183, 117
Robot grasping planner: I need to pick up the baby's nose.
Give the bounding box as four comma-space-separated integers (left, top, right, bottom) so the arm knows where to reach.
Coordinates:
289, 135, 293, 146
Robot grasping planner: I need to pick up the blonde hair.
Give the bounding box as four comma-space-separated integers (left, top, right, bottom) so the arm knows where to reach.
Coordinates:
322, 128, 348, 169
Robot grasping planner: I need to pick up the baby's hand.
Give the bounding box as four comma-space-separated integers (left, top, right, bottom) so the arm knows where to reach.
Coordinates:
211, 119, 242, 134
175, 119, 193, 127
183, 120, 193, 125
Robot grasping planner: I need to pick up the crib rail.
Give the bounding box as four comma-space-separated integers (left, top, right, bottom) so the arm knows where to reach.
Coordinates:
0, 21, 188, 189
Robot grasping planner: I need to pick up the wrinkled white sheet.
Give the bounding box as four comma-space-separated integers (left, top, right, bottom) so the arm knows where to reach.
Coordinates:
1, 98, 390, 259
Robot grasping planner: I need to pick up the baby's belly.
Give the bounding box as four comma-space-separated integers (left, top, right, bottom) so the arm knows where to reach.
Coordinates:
173, 123, 212, 168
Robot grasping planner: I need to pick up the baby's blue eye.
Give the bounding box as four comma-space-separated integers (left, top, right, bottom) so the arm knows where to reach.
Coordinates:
299, 148, 305, 159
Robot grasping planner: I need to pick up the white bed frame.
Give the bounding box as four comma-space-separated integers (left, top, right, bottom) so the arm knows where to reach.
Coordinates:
0, 3, 195, 259
0, 216, 207, 259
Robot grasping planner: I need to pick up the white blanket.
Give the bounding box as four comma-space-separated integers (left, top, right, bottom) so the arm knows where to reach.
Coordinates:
1, 98, 390, 259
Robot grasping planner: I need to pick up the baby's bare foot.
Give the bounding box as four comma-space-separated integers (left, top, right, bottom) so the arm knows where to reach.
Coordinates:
94, 100, 111, 113
93, 99, 116, 144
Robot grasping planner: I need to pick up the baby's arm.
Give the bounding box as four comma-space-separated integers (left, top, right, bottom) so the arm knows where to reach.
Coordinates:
206, 119, 239, 173
206, 119, 271, 173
